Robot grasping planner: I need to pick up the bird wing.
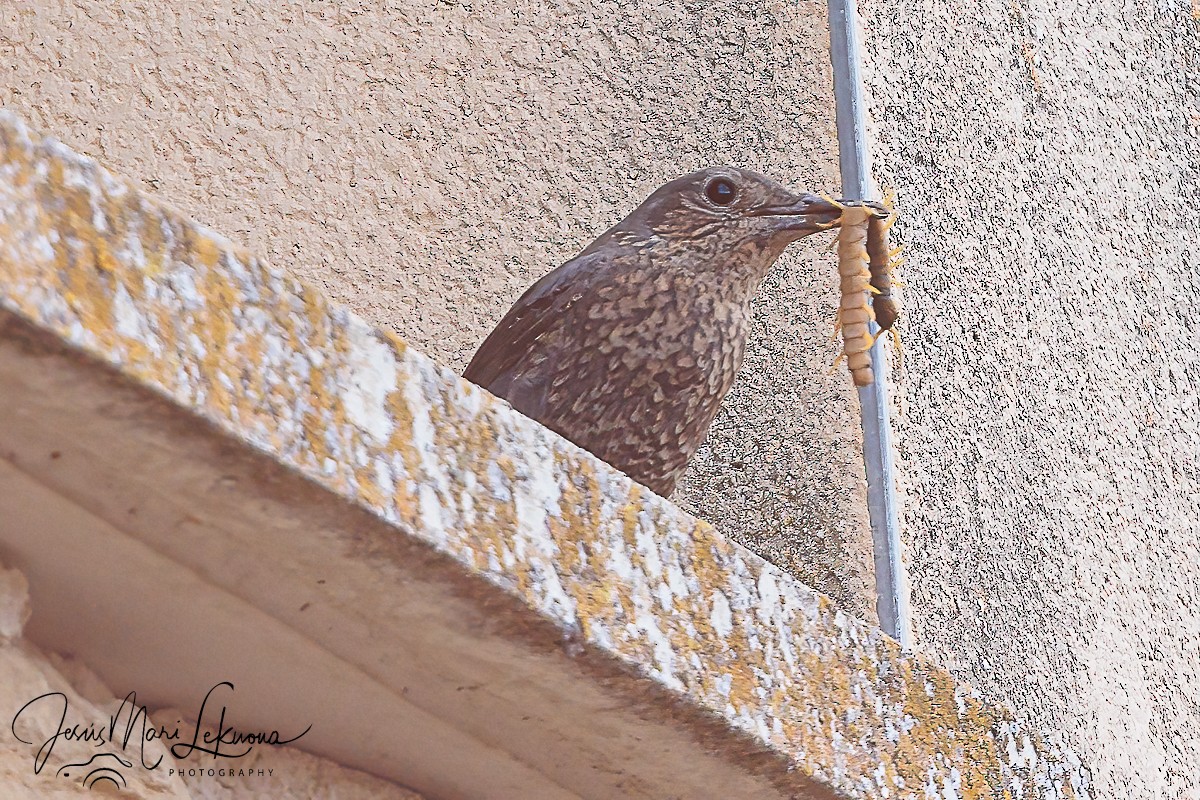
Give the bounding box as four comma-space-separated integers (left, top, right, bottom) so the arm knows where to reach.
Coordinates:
463, 251, 608, 400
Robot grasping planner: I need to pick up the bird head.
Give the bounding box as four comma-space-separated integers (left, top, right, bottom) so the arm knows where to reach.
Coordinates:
616, 166, 851, 259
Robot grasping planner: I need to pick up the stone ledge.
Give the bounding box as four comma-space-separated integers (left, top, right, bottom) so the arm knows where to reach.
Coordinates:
0, 110, 1089, 798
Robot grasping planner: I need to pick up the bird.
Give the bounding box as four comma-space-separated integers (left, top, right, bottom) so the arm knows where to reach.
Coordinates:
464, 166, 860, 497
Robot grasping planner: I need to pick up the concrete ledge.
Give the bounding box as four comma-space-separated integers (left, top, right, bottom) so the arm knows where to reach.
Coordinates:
0, 111, 1089, 798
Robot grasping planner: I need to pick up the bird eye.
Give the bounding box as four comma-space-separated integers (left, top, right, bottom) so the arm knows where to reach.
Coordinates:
704, 178, 737, 206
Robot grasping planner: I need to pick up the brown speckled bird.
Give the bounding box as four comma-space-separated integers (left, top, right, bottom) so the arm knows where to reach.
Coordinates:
465, 166, 852, 496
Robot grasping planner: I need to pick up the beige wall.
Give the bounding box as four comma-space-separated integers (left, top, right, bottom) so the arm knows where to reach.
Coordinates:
0, 1, 877, 619
860, 2, 1200, 797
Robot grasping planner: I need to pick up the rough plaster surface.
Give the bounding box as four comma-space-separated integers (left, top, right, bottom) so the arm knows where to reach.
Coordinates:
858, 3, 1200, 798
0, 0, 877, 620
0, 112, 1093, 797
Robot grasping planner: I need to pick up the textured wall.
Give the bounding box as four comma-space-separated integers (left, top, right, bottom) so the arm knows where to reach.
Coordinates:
0, 0, 877, 620
858, 3, 1200, 798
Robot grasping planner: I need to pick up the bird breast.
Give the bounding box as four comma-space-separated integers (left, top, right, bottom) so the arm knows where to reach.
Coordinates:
535, 276, 750, 493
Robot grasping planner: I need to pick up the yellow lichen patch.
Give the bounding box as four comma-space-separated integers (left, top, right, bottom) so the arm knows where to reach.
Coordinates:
55, 165, 117, 352
383, 388, 424, 526
478, 494, 521, 580
0, 149, 42, 288
618, 489, 641, 538
100, 184, 142, 301
562, 456, 629, 642
187, 226, 236, 417
302, 362, 334, 467
354, 461, 390, 516
136, 200, 169, 279
687, 521, 734, 586
544, 455, 607, 636
377, 327, 409, 358
546, 468, 584, 582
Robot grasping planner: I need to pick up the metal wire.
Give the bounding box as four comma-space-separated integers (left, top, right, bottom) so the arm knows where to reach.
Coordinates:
828, 0, 913, 648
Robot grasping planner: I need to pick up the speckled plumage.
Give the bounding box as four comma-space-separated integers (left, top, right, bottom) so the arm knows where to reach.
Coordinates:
465, 167, 847, 496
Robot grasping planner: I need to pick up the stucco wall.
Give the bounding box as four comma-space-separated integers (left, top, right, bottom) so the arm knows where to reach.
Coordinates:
859, 3, 1200, 798
0, 0, 877, 621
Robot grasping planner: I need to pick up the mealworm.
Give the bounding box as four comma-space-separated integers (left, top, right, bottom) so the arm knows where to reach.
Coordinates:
866, 207, 901, 333
836, 206, 877, 387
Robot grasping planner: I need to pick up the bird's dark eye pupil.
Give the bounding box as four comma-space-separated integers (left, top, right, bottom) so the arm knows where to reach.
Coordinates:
705, 178, 736, 205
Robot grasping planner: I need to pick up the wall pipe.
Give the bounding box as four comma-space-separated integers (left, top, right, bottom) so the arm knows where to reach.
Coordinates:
827, 0, 913, 648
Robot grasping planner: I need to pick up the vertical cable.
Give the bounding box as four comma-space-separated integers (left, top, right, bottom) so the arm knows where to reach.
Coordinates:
828, 0, 913, 647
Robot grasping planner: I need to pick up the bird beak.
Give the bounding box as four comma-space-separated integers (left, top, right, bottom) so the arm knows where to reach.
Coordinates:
754, 196, 891, 236
753, 194, 849, 236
